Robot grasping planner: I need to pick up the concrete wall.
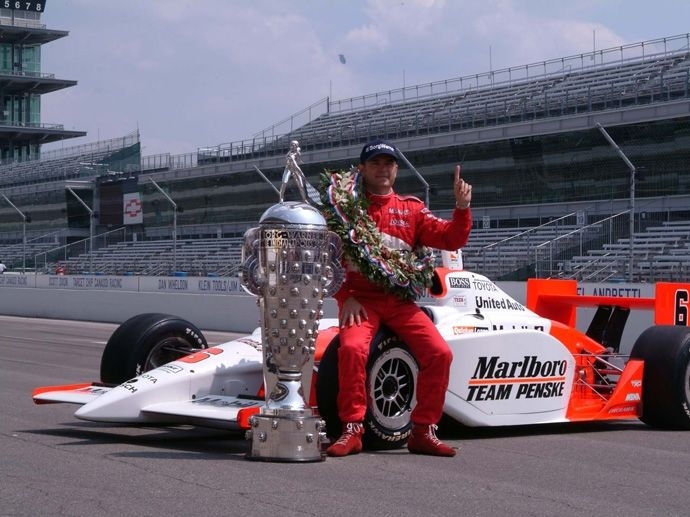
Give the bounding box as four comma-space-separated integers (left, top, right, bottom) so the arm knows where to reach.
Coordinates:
0, 287, 264, 332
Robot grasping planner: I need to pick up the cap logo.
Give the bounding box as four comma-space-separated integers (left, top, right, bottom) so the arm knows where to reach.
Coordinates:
365, 143, 395, 154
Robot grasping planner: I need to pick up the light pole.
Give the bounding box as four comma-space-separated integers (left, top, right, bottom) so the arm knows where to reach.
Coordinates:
1, 194, 27, 273
66, 187, 94, 274
596, 122, 636, 282
149, 178, 178, 273
396, 148, 430, 208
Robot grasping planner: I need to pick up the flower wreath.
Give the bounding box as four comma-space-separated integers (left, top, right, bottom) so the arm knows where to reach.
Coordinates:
319, 168, 435, 301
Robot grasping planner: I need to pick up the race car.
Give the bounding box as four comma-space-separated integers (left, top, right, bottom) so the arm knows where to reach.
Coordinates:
32, 267, 690, 450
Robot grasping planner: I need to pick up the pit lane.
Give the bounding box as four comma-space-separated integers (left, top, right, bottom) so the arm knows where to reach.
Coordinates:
2, 314, 689, 517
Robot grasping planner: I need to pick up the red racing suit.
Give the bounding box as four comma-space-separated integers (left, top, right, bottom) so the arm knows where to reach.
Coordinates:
334, 191, 472, 425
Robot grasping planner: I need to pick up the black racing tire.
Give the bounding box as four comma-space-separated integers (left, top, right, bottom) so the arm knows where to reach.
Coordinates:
316, 327, 419, 450
100, 313, 208, 385
629, 325, 690, 429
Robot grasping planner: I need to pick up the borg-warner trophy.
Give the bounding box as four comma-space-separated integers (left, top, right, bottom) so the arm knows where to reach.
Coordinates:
240, 141, 343, 461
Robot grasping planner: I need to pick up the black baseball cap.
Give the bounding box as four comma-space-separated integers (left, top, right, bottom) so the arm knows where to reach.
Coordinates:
359, 139, 398, 163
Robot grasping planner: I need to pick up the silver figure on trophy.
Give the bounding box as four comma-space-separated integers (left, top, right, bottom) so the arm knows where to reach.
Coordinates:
241, 145, 343, 461
279, 140, 309, 204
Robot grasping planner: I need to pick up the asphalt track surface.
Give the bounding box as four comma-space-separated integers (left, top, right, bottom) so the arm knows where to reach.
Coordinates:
2, 315, 690, 517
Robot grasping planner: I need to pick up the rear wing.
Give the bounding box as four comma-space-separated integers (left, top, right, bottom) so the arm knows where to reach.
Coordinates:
527, 279, 690, 351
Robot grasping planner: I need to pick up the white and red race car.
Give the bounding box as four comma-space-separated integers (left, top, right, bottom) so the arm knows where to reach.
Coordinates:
33, 267, 690, 449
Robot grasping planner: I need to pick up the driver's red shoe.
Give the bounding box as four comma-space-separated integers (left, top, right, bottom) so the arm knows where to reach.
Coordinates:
407, 424, 456, 457
326, 422, 364, 457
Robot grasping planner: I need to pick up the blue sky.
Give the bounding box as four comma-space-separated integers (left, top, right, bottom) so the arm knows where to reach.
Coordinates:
41, 0, 690, 157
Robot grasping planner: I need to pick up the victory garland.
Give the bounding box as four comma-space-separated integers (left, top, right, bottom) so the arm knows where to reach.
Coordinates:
320, 168, 435, 301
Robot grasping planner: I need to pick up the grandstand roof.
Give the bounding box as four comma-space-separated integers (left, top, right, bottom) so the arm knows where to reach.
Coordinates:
0, 24, 68, 45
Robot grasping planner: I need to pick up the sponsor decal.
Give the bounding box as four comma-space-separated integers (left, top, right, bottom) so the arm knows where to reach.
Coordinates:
492, 324, 545, 331
466, 355, 567, 402
581, 286, 642, 298
159, 364, 184, 374
85, 386, 110, 396
390, 218, 410, 228
120, 382, 138, 394
475, 296, 526, 311
449, 277, 471, 289
600, 287, 641, 297
237, 337, 263, 351
452, 295, 468, 307
625, 393, 641, 402
192, 396, 260, 409
471, 279, 498, 291
452, 325, 490, 335
452, 326, 475, 335
608, 406, 637, 414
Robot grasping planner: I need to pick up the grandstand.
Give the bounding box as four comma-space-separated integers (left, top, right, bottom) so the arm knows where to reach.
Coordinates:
2, 33, 690, 281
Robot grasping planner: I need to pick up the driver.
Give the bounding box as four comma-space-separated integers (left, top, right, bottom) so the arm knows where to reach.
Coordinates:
322, 139, 472, 457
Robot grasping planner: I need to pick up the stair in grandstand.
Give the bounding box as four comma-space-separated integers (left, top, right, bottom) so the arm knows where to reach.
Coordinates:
461, 213, 601, 281
46, 237, 244, 277
559, 220, 690, 282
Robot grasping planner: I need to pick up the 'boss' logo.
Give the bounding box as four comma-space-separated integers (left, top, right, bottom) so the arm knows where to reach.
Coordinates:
449, 277, 471, 289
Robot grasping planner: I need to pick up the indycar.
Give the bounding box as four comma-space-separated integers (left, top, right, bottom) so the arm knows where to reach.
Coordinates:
33, 266, 690, 450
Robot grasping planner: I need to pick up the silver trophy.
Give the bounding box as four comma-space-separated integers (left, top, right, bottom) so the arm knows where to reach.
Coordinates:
240, 155, 343, 461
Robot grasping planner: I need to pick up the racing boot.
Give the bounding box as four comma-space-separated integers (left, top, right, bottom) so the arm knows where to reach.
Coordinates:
326, 422, 364, 457
407, 424, 456, 457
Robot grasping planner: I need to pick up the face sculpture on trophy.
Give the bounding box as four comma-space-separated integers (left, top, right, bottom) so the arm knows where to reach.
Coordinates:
240, 160, 343, 461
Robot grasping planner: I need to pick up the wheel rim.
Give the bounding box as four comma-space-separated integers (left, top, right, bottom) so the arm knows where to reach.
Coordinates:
368, 348, 417, 430
144, 336, 198, 370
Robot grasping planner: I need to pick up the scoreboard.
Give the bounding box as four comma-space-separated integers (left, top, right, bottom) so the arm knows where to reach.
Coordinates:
3, 1, 47, 12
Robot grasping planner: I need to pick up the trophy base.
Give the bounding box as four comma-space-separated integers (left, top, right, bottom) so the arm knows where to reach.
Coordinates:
245, 411, 327, 462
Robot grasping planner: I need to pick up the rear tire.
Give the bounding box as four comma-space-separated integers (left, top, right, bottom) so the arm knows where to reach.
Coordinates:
100, 313, 207, 385
316, 327, 418, 450
629, 325, 690, 429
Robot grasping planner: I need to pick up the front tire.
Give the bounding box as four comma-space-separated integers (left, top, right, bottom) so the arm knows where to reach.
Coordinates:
629, 325, 690, 429
316, 327, 418, 450
100, 313, 208, 385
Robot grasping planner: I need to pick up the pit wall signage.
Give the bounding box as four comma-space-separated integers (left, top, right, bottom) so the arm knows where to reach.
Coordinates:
0, 274, 242, 294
